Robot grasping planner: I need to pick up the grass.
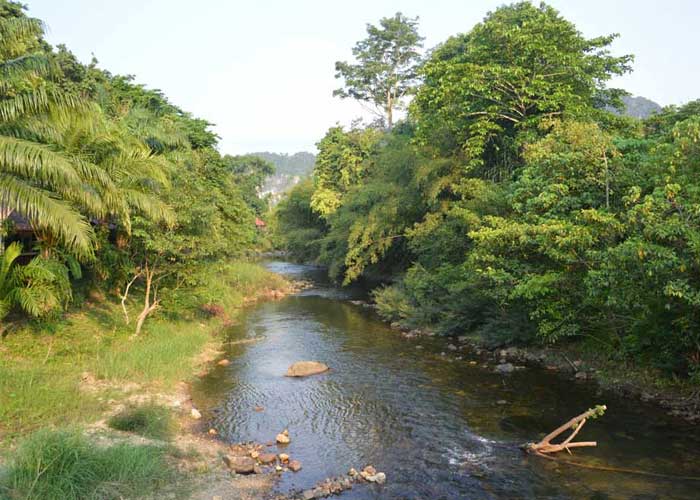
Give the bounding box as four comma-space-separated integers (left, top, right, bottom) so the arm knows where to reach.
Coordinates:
0, 260, 289, 442
107, 404, 174, 440
0, 429, 175, 500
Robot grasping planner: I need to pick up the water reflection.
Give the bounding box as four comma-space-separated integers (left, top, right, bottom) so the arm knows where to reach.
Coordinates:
191, 262, 700, 499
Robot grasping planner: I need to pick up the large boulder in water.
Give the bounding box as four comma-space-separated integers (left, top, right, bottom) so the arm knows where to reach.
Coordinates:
285, 361, 329, 377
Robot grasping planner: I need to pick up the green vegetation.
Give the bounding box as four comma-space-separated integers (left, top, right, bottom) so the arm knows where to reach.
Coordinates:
276, 2, 700, 382
0, 0, 275, 335
0, 429, 175, 500
334, 12, 423, 128
108, 404, 174, 440
0, 261, 286, 440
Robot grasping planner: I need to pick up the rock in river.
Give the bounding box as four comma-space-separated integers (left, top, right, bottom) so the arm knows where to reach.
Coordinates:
285, 361, 329, 377
494, 363, 515, 374
258, 452, 277, 464
276, 429, 291, 444
223, 455, 255, 474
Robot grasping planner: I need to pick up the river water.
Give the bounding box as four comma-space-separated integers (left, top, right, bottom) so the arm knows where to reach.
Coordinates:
191, 262, 700, 499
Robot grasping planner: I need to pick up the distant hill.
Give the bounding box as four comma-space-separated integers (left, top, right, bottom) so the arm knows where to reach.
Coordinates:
253, 152, 315, 205
618, 95, 662, 119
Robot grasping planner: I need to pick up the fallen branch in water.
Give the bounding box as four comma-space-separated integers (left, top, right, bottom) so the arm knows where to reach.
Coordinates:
524, 405, 606, 456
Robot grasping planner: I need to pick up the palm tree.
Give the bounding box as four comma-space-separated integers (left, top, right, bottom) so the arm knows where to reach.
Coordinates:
0, 13, 97, 259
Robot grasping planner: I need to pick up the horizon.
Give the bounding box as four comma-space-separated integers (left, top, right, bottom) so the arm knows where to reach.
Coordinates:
26, 0, 699, 155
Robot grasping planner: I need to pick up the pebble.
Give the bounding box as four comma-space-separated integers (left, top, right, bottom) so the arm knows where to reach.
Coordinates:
190, 408, 202, 419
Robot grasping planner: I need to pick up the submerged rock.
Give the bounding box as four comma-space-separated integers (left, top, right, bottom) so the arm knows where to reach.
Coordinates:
285, 361, 329, 377
289, 459, 302, 472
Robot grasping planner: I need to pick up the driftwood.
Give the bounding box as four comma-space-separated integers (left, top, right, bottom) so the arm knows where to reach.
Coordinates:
525, 405, 606, 456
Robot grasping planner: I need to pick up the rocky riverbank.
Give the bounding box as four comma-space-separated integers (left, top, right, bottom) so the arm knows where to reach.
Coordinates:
349, 298, 700, 423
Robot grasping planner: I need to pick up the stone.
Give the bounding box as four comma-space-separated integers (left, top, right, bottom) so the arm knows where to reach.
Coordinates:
276, 429, 291, 444
254, 406, 264, 412
302, 490, 315, 500
278, 453, 289, 462
575, 371, 588, 380
208, 428, 217, 435
223, 455, 255, 474
447, 344, 457, 351
494, 363, 515, 374
348, 467, 358, 477
288, 459, 302, 472
285, 361, 329, 377
217, 359, 230, 366
253, 465, 263, 474
258, 452, 276, 464
363, 465, 377, 476
497, 399, 507, 405
190, 408, 202, 419
275, 465, 283, 472
372, 472, 386, 484
250, 450, 260, 459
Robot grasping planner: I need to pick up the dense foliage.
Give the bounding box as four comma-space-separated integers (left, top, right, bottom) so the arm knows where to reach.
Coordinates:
0, 1, 269, 329
276, 2, 700, 381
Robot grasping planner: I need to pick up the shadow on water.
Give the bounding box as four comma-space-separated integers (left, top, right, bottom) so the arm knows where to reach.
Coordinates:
191, 261, 700, 499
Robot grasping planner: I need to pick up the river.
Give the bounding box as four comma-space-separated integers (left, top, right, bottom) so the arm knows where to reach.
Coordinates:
191, 261, 700, 499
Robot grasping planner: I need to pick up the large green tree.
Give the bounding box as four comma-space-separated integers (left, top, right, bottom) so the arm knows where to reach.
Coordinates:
413, 2, 632, 180
334, 12, 423, 128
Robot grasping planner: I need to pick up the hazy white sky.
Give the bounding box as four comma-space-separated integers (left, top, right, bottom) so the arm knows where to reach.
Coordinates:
26, 0, 699, 154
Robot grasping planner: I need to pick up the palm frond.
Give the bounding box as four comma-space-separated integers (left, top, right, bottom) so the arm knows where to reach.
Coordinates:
0, 174, 94, 259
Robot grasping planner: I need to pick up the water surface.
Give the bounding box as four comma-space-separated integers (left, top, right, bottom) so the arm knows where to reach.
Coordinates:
191, 262, 700, 499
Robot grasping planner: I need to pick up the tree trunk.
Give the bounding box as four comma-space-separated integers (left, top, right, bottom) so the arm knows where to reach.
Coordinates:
603, 149, 610, 209
134, 261, 159, 335
386, 88, 393, 129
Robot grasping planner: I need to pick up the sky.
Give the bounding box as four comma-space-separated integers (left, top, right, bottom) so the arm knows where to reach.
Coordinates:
25, 0, 699, 155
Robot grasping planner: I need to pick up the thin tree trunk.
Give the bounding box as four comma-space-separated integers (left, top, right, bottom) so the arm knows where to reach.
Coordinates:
386, 88, 393, 129
603, 149, 610, 209
134, 261, 159, 335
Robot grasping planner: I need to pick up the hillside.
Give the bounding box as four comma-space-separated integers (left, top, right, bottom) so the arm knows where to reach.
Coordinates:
254, 151, 315, 204
620, 95, 662, 118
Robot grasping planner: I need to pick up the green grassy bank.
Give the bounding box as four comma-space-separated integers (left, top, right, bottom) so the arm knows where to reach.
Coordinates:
0, 261, 289, 499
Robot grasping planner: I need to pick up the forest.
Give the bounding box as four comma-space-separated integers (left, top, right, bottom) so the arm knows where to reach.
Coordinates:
275, 3, 700, 382
2, 1, 700, 499
0, 1, 276, 333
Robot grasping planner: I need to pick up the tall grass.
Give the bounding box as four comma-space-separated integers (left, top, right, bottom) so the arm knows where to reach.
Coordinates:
0, 429, 174, 500
0, 260, 289, 441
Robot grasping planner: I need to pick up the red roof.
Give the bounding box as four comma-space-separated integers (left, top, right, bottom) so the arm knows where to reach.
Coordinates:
255, 217, 266, 227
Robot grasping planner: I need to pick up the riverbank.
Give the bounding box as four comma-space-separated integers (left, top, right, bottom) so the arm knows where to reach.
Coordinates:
382, 320, 700, 423
0, 260, 295, 499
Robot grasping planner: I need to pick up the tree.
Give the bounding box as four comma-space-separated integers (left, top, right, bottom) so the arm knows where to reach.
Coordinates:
334, 12, 423, 128
0, 9, 97, 259
310, 126, 381, 217
413, 2, 632, 178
